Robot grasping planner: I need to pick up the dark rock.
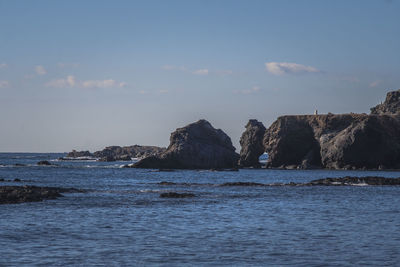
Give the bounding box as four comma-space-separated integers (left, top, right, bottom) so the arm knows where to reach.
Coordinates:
133, 120, 239, 169
210, 168, 239, 172
0, 186, 83, 204
159, 192, 195, 198
66, 150, 93, 158
14, 163, 26, 167
98, 155, 116, 162
0, 178, 4, 182
371, 89, 400, 115
13, 178, 21, 182
37, 160, 52, 166
238, 119, 266, 168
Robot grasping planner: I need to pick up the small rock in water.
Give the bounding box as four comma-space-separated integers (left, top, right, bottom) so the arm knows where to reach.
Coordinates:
159, 192, 195, 198
37, 160, 52, 166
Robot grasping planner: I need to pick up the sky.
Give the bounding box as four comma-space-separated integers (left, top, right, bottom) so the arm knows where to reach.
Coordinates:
0, 0, 399, 152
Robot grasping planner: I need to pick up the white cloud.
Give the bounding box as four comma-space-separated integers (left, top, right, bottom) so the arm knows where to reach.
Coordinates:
82, 79, 126, 88
0, 63, 8, 69
45, 75, 76, 88
192, 69, 209, 75
0, 80, 9, 88
235, 86, 261, 95
265, 62, 320, 75
35, 65, 47, 75
369, 80, 381, 88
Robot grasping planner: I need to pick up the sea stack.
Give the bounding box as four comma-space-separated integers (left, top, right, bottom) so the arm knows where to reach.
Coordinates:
133, 119, 239, 169
238, 119, 266, 168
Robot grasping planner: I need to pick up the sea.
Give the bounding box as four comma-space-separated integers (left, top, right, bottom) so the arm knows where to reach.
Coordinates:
1, 153, 400, 266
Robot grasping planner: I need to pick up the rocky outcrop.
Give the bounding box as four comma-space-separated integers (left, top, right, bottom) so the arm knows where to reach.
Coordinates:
263, 113, 400, 169
93, 145, 165, 161
0, 186, 83, 204
371, 89, 400, 115
64, 145, 166, 161
133, 120, 239, 169
238, 119, 266, 168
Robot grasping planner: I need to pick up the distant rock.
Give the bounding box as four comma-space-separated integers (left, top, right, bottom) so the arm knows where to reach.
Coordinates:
307, 176, 400, 186
93, 145, 165, 160
371, 89, 400, 115
238, 119, 266, 168
66, 150, 93, 158
133, 120, 239, 169
37, 160, 52, 166
0, 186, 83, 204
65, 145, 166, 161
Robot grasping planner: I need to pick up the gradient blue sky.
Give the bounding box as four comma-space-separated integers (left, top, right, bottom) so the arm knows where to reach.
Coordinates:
0, 0, 399, 152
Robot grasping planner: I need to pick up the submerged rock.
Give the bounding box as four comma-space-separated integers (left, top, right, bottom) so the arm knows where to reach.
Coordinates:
133, 120, 239, 169
0, 186, 83, 204
238, 119, 266, 168
159, 192, 195, 198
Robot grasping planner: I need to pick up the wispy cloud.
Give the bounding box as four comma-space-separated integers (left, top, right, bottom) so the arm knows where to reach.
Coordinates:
35, 65, 47, 75
235, 86, 261, 95
0, 80, 9, 88
82, 79, 126, 89
45, 75, 76, 88
45, 75, 126, 89
369, 80, 381, 88
192, 69, 209, 75
0, 63, 8, 69
265, 62, 320, 75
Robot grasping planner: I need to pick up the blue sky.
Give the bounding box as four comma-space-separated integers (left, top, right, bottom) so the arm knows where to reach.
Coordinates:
0, 0, 399, 152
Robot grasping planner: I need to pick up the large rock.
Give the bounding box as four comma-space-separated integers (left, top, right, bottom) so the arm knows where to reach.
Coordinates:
371, 89, 400, 115
66, 150, 93, 158
263, 113, 400, 169
133, 120, 239, 169
238, 119, 266, 168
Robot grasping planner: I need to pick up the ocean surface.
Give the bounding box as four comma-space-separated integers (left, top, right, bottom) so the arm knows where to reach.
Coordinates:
1, 153, 400, 266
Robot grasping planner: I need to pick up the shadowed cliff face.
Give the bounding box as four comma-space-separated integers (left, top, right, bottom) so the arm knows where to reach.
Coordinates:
238, 119, 266, 168
133, 120, 239, 169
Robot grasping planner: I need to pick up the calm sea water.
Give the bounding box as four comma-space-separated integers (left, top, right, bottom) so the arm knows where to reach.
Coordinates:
1, 153, 400, 266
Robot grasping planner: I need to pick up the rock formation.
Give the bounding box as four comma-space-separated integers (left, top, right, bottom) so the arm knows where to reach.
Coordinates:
370, 89, 400, 115
240, 89, 400, 170
66, 150, 92, 158
264, 113, 400, 169
238, 119, 266, 168
133, 119, 239, 169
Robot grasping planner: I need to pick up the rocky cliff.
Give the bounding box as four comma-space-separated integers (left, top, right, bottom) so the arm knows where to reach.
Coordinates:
133, 119, 239, 169
263, 113, 400, 169
238, 119, 266, 168
241, 89, 400, 170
